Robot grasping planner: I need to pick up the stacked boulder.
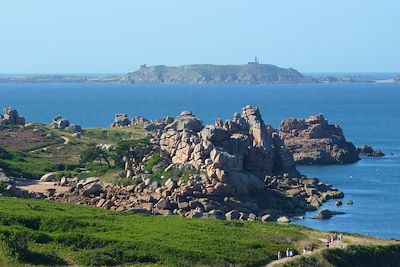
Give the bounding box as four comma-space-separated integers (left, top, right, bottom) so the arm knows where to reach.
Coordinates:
111, 113, 174, 131
50, 115, 81, 133
160, 106, 300, 195
112, 113, 130, 127
279, 114, 359, 164
0, 107, 25, 126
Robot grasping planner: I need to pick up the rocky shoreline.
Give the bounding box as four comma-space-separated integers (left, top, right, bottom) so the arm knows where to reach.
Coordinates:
1, 106, 346, 222
0, 106, 387, 223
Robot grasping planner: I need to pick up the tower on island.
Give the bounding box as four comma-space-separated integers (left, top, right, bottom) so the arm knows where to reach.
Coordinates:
248, 56, 259, 65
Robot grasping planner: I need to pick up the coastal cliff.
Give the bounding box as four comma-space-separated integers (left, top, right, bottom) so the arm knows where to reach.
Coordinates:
121, 64, 316, 84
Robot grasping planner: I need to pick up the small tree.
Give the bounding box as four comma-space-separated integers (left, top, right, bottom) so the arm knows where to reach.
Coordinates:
114, 139, 151, 168
80, 145, 111, 168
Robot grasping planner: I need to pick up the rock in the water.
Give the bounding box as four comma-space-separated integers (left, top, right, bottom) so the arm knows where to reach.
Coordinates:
316, 209, 345, 220
280, 114, 359, 164
335, 201, 342, 206
357, 145, 385, 157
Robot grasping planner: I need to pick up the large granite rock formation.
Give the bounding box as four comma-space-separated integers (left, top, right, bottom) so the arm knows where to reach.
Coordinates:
279, 114, 359, 164
1, 107, 25, 126
160, 106, 300, 195
9, 106, 344, 222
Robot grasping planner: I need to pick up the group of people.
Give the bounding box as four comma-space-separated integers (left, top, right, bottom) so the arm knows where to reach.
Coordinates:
277, 248, 295, 260
326, 233, 344, 248
302, 243, 314, 254
276, 234, 344, 261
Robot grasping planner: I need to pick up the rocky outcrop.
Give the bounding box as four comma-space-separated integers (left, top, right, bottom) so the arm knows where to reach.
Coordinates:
112, 114, 174, 131
51, 115, 70, 129
1, 108, 25, 126
121, 64, 316, 84
160, 107, 300, 195
357, 145, 385, 157
279, 114, 359, 164
8, 106, 344, 222
112, 113, 130, 127
50, 115, 81, 132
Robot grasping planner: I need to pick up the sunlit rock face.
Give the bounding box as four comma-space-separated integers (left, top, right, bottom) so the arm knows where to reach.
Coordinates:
280, 114, 359, 165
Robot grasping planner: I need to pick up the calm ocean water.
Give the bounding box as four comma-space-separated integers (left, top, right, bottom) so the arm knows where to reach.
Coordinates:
0, 82, 399, 239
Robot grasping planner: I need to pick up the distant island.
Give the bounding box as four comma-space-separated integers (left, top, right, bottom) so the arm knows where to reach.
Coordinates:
0, 60, 399, 84
121, 59, 315, 84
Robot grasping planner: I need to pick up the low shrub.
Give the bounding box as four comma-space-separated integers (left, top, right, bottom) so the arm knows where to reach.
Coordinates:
55, 233, 113, 250
78, 243, 158, 266
323, 245, 400, 267
0, 230, 30, 261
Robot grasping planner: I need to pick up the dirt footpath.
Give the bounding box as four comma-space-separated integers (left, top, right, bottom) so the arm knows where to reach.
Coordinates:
265, 239, 346, 267
15, 180, 69, 194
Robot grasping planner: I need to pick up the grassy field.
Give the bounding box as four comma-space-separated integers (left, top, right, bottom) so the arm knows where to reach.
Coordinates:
0, 125, 147, 180
0, 197, 311, 266
282, 244, 400, 267
0, 197, 398, 267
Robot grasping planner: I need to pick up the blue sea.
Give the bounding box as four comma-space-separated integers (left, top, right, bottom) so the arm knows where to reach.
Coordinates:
0, 82, 399, 239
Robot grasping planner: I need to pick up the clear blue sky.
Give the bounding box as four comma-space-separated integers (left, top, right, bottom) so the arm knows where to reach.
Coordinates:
1, 0, 399, 73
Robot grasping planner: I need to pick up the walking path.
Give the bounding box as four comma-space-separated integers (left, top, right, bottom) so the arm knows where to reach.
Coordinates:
265, 239, 347, 267
15, 179, 69, 194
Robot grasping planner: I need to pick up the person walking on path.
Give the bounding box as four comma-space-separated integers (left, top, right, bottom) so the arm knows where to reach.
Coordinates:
303, 245, 307, 255
339, 233, 343, 241
277, 251, 282, 260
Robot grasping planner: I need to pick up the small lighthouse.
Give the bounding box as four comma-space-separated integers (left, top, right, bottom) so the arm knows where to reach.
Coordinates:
248, 56, 259, 65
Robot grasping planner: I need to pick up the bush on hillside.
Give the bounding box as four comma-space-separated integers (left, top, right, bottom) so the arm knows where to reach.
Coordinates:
0, 230, 30, 261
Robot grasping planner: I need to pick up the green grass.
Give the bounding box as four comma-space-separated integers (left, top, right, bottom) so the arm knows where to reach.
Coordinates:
282, 244, 400, 267
82, 127, 147, 143
0, 150, 58, 179
0, 197, 307, 266
322, 245, 400, 267
0, 126, 148, 180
